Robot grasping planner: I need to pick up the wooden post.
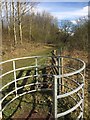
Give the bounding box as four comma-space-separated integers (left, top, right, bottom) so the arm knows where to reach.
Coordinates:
58, 55, 62, 94
58, 48, 64, 93
61, 57, 64, 93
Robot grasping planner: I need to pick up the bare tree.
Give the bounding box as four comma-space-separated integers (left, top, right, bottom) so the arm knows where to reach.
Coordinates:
0, 1, 2, 57
2, 1, 39, 46
16, 1, 39, 43
29, 3, 33, 41
5, 1, 11, 43
29, 2, 39, 41
17, 1, 23, 44
12, 0, 17, 46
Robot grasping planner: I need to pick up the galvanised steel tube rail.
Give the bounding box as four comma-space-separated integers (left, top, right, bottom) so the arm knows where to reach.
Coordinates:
54, 76, 84, 119
0, 66, 83, 91
2, 87, 52, 112
0, 55, 85, 78
57, 84, 84, 99
53, 56, 85, 120
58, 85, 83, 112
0, 55, 85, 119
57, 99, 83, 118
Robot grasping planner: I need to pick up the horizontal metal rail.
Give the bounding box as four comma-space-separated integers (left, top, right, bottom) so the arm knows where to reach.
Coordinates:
0, 66, 84, 91
76, 112, 83, 119
0, 55, 85, 119
1, 81, 52, 103
57, 84, 84, 99
0, 65, 41, 78
2, 88, 52, 112
0, 55, 85, 65
57, 99, 83, 118
0, 74, 53, 91
2, 89, 37, 111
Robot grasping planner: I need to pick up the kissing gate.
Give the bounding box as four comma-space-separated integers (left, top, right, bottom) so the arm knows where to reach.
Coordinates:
0, 54, 85, 119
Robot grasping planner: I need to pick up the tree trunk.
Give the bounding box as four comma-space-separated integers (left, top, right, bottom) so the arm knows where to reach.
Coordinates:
0, 1, 2, 51
29, 17, 32, 41
12, 1, 17, 46
17, 1, 23, 44
5, 1, 11, 43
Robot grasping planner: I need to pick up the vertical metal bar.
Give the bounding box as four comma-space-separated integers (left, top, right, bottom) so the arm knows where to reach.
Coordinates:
35, 57, 38, 90
0, 1, 2, 118
0, 100, 2, 119
54, 76, 57, 120
82, 68, 85, 119
0, 74, 2, 119
35, 57, 38, 76
13, 60, 17, 96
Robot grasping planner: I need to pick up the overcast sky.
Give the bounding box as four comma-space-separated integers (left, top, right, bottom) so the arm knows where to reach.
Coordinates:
35, 2, 89, 25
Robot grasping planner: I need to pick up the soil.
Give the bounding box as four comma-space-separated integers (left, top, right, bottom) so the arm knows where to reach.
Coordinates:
12, 110, 54, 120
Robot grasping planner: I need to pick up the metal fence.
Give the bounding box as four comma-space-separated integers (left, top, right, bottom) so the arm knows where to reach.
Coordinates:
0, 55, 85, 119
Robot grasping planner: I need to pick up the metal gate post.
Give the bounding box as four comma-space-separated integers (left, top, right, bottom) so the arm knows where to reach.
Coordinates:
0, 100, 2, 119
13, 60, 17, 96
82, 68, 85, 119
35, 57, 38, 90
0, 75, 2, 119
54, 76, 57, 120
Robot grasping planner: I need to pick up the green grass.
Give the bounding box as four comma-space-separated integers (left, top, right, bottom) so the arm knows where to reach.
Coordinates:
1, 43, 89, 119
2, 43, 54, 119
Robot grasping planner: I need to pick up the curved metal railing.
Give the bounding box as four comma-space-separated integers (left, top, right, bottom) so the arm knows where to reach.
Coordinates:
0, 55, 85, 119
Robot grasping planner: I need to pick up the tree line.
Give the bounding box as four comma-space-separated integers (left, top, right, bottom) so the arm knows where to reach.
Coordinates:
1, 1, 39, 45
0, 1, 88, 51
57, 18, 88, 51
1, 1, 59, 47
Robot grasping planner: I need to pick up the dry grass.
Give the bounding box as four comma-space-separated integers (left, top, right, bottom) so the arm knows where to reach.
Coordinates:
1, 43, 89, 119
2, 42, 53, 61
